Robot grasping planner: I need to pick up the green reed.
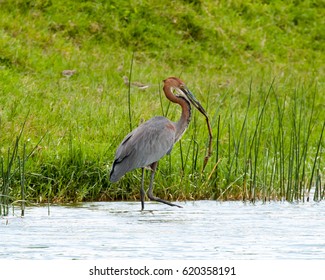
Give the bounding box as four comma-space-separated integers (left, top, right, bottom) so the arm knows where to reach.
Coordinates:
127, 51, 135, 132
17, 144, 26, 216
0, 117, 45, 216
0, 119, 25, 216
309, 121, 325, 201
198, 79, 324, 203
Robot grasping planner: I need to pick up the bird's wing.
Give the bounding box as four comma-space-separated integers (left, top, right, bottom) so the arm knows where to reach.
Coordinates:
110, 117, 176, 182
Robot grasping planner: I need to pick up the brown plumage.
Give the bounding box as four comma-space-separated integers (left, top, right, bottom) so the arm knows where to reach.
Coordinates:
123, 76, 149, 90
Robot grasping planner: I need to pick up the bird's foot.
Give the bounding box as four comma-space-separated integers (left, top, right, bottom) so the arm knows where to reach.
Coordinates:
147, 194, 183, 208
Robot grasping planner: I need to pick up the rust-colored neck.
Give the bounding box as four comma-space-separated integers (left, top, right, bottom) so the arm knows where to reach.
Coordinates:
163, 84, 191, 142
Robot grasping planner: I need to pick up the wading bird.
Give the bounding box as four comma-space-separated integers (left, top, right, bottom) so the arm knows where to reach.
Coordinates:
110, 77, 209, 210
123, 76, 150, 90
61, 69, 77, 78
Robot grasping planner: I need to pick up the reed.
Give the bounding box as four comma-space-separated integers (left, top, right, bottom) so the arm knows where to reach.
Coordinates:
127, 52, 135, 132
206, 79, 323, 203
18, 144, 26, 216
0, 119, 25, 216
309, 121, 325, 201
0, 117, 45, 216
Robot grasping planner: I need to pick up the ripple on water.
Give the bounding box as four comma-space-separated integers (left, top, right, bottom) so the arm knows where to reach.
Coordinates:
1, 200, 325, 259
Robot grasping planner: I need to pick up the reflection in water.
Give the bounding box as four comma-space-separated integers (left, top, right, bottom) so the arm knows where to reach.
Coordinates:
1, 201, 325, 259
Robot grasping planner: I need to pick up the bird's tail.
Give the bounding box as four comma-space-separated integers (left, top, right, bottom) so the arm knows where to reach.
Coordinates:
109, 164, 120, 183
110, 154, 138, 183
109, 161, 126, 183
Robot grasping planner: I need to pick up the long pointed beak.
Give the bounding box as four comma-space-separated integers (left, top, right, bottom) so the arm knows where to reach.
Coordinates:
179, 84, 213, 171
181, 86, 208, 118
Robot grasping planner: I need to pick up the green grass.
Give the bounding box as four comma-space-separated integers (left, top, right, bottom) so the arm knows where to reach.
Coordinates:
0, 0, 324, 213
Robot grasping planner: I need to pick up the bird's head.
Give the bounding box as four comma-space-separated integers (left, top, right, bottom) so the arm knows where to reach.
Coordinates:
163, 77, 208, 118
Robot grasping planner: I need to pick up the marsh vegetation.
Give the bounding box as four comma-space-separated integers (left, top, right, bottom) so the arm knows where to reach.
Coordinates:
0, 0, 324, 214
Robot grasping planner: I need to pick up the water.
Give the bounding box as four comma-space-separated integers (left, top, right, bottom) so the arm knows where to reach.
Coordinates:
1, 200, 325, 259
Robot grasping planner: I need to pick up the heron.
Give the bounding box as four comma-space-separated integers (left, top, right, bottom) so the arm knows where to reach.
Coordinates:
123, 76, 150, 90
110, 77, 209, 210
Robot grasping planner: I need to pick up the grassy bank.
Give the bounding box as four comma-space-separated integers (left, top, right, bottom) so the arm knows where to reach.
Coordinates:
1, 0, 324, 213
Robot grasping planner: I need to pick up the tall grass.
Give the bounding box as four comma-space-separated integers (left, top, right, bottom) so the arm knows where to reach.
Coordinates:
1, 77, 323, 209
180, 78, 321, 201
0, 117, 45, 216
0, 119, 26, 216
0, 0, 324, 209
195, 79, 324, 203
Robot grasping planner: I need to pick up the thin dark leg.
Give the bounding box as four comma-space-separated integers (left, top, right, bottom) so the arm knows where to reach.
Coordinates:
140, 168, 145, 211
147, 162, 182, 208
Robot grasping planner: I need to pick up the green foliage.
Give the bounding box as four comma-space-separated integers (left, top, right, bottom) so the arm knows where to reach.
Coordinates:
0, 0, 324, 209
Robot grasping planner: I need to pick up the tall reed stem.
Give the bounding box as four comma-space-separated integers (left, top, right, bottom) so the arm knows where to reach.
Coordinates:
127, 52, 135, 132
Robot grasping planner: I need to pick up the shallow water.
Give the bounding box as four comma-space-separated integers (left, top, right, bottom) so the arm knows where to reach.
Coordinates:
1, 200, 324, 259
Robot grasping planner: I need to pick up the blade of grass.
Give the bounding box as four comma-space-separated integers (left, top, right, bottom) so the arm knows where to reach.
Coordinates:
127, 51, 135, 132
308, 120, 325, 200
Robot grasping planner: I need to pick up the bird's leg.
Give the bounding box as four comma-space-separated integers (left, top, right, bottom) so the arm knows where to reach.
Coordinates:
147, 162, 182, 208
140, 168, 145, 211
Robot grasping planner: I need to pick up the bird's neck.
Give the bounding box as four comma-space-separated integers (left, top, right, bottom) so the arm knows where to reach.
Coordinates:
163, 85, 192, 142
175, 96, 191, 142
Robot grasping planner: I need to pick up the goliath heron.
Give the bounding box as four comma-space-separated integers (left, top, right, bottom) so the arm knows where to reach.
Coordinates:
110, 77, 210, 210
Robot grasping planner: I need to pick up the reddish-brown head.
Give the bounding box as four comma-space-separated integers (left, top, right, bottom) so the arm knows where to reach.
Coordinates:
163, 77, 207, 116
163, 77, 185, 88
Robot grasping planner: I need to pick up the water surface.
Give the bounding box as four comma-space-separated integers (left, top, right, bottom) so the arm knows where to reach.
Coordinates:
1, 201, 324, 259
